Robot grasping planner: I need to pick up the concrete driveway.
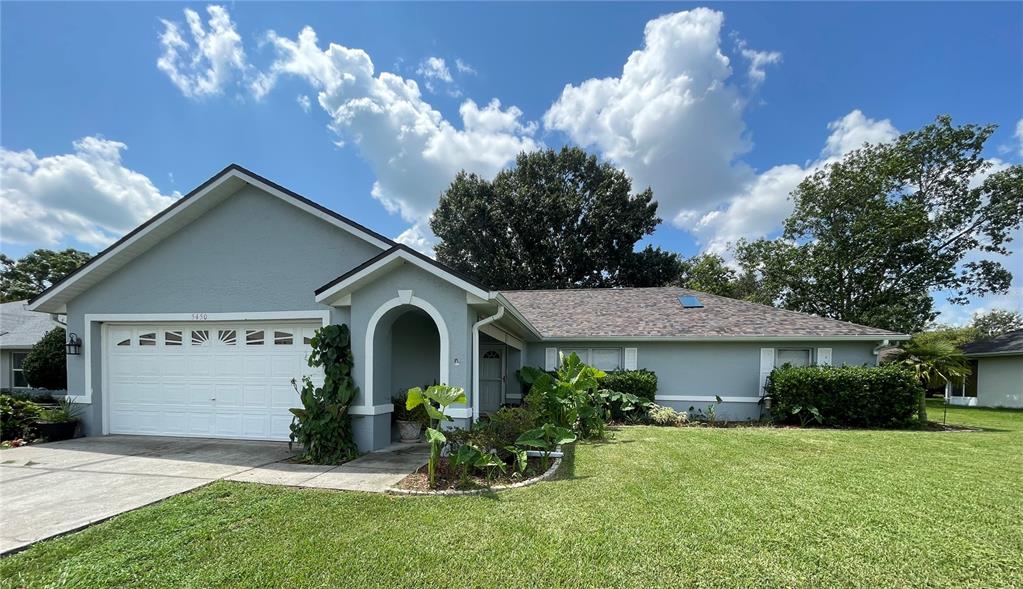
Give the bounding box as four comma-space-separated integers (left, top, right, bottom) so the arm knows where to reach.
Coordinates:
0, 435, 429, 555
0, 436, 295, 554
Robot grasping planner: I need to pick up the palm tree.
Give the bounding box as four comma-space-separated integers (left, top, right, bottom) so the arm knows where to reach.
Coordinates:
896, 338, 972, 427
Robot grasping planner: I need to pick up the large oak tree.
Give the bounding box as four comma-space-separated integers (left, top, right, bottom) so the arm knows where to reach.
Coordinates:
735, 116, 1023, 333
431, 147, 680, 289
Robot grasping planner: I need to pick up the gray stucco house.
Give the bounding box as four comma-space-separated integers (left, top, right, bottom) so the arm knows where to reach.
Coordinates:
0, 300, 63, 391
27, 165, 907, 451
956, 330, 1023, 408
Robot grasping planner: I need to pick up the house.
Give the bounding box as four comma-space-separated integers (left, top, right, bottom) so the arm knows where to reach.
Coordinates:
958, 330, 1023, 408
0, 300, 63, 391
27, 165, 908, 451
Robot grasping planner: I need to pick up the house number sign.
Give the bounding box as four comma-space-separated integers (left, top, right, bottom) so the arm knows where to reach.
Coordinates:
191, 313, 209, 320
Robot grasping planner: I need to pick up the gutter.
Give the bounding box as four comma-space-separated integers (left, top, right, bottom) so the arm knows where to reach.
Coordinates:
471, 304, 505, 422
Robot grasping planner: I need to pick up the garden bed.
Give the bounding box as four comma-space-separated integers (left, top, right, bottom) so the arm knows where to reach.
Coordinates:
390, 453, 562, 495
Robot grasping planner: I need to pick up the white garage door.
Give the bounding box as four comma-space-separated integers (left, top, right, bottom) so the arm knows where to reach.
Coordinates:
105, 321, 323, 440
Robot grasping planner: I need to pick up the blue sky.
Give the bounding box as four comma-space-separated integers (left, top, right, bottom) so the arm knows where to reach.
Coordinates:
2, 2, 1021, 323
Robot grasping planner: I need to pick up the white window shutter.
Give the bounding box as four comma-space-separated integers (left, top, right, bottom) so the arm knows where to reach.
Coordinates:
545, 348, 558, 371
817, 347, 833, 366
624, 348, 638, 370
759, 348, 775, 395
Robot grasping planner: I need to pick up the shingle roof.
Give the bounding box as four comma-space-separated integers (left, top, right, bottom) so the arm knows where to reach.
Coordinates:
962, 329, 1023, 356
0, 300, 59, 348
499, 287, 905, 339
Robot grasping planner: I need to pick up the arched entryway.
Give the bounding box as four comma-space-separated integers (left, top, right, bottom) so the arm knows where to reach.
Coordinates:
364, 294, 448, 415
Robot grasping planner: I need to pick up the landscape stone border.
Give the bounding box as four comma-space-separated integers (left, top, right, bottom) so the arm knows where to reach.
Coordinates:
385, 447, 564, 496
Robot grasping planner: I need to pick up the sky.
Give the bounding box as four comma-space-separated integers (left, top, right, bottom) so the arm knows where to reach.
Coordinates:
2, 2, 1021, 324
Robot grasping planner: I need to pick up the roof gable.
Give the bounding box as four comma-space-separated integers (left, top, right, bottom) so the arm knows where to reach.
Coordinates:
314, 244, 491, 303
28, 165, 394, 313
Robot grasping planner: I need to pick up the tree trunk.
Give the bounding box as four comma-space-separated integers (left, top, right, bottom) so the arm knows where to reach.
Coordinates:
918, 386, 928, 429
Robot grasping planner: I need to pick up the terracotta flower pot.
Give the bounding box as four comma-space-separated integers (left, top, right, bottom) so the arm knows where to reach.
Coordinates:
396, 420, 422, 443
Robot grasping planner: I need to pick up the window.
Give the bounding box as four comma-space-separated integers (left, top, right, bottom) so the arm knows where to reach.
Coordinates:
139, 332, 157, 346
273, 330, 293, 345
245, 329, 265, 345
11, 352, 28, 388
776, 348, 812, 368
218, 330, 237, 345
558, 347, 622, 371
164, 331, 183, 346
589, 349, 622, 371
116, 337, 131, 347
191, 330, 209, 346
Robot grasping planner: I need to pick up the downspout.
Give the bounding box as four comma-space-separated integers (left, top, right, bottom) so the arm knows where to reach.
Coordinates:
471, 304, 505, 422
872, 339, 891, 366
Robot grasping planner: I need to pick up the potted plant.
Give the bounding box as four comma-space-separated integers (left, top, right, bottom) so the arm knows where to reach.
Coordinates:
392, 391, 428, 443
33, 397, 80, 442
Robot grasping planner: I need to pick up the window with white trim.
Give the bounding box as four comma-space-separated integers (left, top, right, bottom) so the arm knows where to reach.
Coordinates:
775, 348, 812, 368
11, 352, 28, 388
559, 348, 622, 371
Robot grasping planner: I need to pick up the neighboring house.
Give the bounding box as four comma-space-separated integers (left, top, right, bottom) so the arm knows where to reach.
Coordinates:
0, 300, 63, 391
958, 330, 1023, 408
27, 165, 908, 451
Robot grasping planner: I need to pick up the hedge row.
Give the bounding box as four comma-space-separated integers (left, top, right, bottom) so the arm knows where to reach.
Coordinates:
766, 364, 922, 428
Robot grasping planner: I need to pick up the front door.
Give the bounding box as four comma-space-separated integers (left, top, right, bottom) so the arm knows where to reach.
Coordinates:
479, 345, 505, 415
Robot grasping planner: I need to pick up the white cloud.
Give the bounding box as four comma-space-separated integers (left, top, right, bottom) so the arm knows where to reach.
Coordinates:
0, 137, 176, 248
455, 58, 476, 76
1016, 118, 1023, 158
395, 221, 437, 257
736, 39, 781, 86
157, 5, 248, 99
692, 110, 899, 253
416, 57, 453, 83
545, 8, 758, 219
251, 24, 539, 234
296, 94, 311, 112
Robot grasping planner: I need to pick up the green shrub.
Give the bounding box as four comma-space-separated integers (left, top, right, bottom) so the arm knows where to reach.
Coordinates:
766, 364, 923, 428
1, 394, 41, 440
599, 370, 658, 420
22, 327, 67, 390
647, 404, 688, 427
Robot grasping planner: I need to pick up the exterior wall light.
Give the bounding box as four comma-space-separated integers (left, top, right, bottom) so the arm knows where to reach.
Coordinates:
66, 333, 82, 356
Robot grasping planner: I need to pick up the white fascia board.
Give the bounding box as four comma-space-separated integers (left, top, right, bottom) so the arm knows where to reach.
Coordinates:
539, 335, 909, 342
28, 168, 390, 313
316, 249, 490, 303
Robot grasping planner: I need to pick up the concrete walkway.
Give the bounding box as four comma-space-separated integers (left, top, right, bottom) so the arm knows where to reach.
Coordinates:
0, 436, 427, 554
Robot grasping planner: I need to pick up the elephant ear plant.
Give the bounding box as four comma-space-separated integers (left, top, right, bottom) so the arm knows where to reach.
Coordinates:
406, 384, 467, 487
515, 423, 577, 472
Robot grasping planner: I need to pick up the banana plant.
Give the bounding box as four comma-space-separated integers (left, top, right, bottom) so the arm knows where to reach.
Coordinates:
406, 384, 467, 487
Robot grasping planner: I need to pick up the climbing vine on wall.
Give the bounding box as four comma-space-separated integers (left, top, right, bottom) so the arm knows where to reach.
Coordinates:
289, 324, 360, 463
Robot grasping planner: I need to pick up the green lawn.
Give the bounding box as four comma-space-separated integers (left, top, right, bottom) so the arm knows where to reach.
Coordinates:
3, 401, 1022, 589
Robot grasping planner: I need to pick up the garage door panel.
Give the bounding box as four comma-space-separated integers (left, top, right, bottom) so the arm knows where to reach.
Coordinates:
106, 320, 316, 441
214, 356, 245, 378
243, 356, 271, 377
190, 356, 215, 377
242, 384, 270, 408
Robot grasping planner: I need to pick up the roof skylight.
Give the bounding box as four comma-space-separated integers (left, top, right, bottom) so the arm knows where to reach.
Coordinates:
679, 295, 704, 309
